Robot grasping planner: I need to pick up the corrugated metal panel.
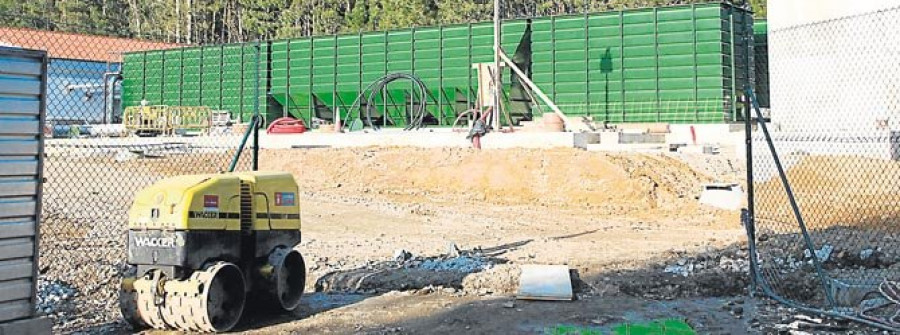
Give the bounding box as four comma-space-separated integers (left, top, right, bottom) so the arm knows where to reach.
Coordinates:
530, 2, 755, 123
0, 46, 45, 323
753, 19, 769, 108
121, 2, 756, 126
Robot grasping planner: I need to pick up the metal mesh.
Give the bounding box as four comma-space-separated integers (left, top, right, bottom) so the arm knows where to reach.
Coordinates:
0, 18, 259, 332
748, 6, 900, 331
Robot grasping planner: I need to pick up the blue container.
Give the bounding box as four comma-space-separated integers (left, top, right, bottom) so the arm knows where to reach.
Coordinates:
46, 59, 121, 124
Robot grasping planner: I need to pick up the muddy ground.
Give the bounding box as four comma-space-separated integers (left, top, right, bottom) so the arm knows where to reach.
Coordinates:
38, 146, 893, 334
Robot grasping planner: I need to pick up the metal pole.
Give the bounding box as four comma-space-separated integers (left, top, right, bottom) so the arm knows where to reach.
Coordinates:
746, 87, 835, 307
743, 17, 758, 294
252, 41, 261, 171
492, 0, 502, 130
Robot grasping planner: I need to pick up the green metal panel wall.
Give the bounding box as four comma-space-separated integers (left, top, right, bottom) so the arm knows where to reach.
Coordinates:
121, 52, 144, 107
532, 2, 753, 123
753, 19, 769, 108
267, 20, 528, 128
181, 47, 201, 107
122, 42, 267, 122
122, 2, 756, 127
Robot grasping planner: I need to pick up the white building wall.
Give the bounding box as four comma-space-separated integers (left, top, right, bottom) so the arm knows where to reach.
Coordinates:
769, 1, 900, 30
768, 1, 900, 135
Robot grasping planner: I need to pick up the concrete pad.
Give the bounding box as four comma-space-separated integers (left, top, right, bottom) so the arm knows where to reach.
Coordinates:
260, 130, 579, 150
517, 265, 573, 301
585, 143, 668, 152
698, 183, 744, 210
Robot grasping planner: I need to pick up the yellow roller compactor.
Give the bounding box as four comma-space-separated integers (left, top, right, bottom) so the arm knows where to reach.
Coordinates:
119, 172, 306, 332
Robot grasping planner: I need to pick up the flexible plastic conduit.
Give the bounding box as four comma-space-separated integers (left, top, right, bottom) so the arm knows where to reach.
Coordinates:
266, 117, 307, 134
344, 73, 429, 131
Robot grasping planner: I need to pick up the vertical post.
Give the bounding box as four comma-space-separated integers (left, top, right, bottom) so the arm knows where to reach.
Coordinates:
692, 4, 699, 122
493, 0, 502, 130
253, 41, 261, 171
239, 45, 244, 122
333, 35, 338, 124
729, 6, 738, 122
439, 24, 444, 126
285, 40, 291, 118
743, 12, 757, 293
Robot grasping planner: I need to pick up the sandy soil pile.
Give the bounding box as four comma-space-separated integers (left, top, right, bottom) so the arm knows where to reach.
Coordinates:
754, 155, 900, 230
261, 147, 717, 217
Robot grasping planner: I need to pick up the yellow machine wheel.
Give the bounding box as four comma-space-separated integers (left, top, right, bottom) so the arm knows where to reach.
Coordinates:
260, 247, 306, 311
119, 262, 247, 332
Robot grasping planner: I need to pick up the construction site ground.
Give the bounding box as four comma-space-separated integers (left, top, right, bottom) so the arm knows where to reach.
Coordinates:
254, 147, 751, 334
41, 146, 877, 334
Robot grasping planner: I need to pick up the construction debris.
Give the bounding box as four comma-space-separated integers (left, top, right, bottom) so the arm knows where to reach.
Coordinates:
774, 314, 849, 332
517, 265, 573, 301
698, 183, 744, 210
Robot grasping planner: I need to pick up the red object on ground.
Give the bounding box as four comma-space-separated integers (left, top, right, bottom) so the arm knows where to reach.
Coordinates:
267, 117, 307, 134
472, 135, 482, 149
690, 125, 697, 145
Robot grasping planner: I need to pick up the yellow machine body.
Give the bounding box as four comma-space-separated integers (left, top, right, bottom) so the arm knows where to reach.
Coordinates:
121, 172, 307, 332
128, 172, 301, 231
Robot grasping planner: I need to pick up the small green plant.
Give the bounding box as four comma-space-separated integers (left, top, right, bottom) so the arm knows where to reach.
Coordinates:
546, 325, 603, 335
545, 319, 695, 335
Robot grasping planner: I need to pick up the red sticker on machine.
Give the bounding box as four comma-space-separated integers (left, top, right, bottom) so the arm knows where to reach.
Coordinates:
203, 195, 219, 209
275, 192, 295, 206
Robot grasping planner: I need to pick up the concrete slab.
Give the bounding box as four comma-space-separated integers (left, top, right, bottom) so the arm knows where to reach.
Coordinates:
517, 265, 573, 301
585, 143, 668, 152
260, 130, 579, 150
698, 183, 744, 210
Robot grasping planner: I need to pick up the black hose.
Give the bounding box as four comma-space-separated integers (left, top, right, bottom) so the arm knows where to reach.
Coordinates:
344, 73, 430, 131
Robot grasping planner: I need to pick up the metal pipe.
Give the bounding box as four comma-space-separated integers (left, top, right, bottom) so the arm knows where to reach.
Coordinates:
746, 87, 835, 307
252, 41, 261, 171
102, 71, 122, 124
229, 115, 258, 173
492, 0, 502, 130
743, 21, 758, 295
753, 269, 898, 332
744, 93, 758, 295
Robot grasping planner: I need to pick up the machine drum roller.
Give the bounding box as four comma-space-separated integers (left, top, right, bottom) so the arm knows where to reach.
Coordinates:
257, 246, 307, 311
119, 172, 306, 332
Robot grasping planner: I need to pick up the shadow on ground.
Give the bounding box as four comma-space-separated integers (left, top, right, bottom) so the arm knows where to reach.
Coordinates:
231, 240, 758, 334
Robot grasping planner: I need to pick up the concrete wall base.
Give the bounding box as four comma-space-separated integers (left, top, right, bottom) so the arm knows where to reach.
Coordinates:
260, 130, 579, 150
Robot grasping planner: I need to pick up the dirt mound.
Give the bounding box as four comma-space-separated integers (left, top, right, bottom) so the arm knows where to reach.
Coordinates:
260, 147, 715, 216
754, 155, 900, 230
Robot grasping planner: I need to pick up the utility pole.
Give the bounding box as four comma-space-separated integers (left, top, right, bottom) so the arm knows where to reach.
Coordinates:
493, 0, 502, 131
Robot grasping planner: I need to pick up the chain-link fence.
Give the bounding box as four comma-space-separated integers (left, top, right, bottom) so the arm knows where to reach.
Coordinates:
0, 18, 260, 332
747, 6, 900, 331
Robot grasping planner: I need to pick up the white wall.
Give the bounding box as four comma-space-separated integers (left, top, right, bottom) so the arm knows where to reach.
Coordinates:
768, 1, 900, 134
769, 0, 900, 30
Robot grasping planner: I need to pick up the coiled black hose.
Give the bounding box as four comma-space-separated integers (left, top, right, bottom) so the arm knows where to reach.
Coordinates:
345, 73, 429, 131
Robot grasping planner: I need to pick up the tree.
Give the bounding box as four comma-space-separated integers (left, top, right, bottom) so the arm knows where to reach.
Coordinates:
0, 0, 768, 42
